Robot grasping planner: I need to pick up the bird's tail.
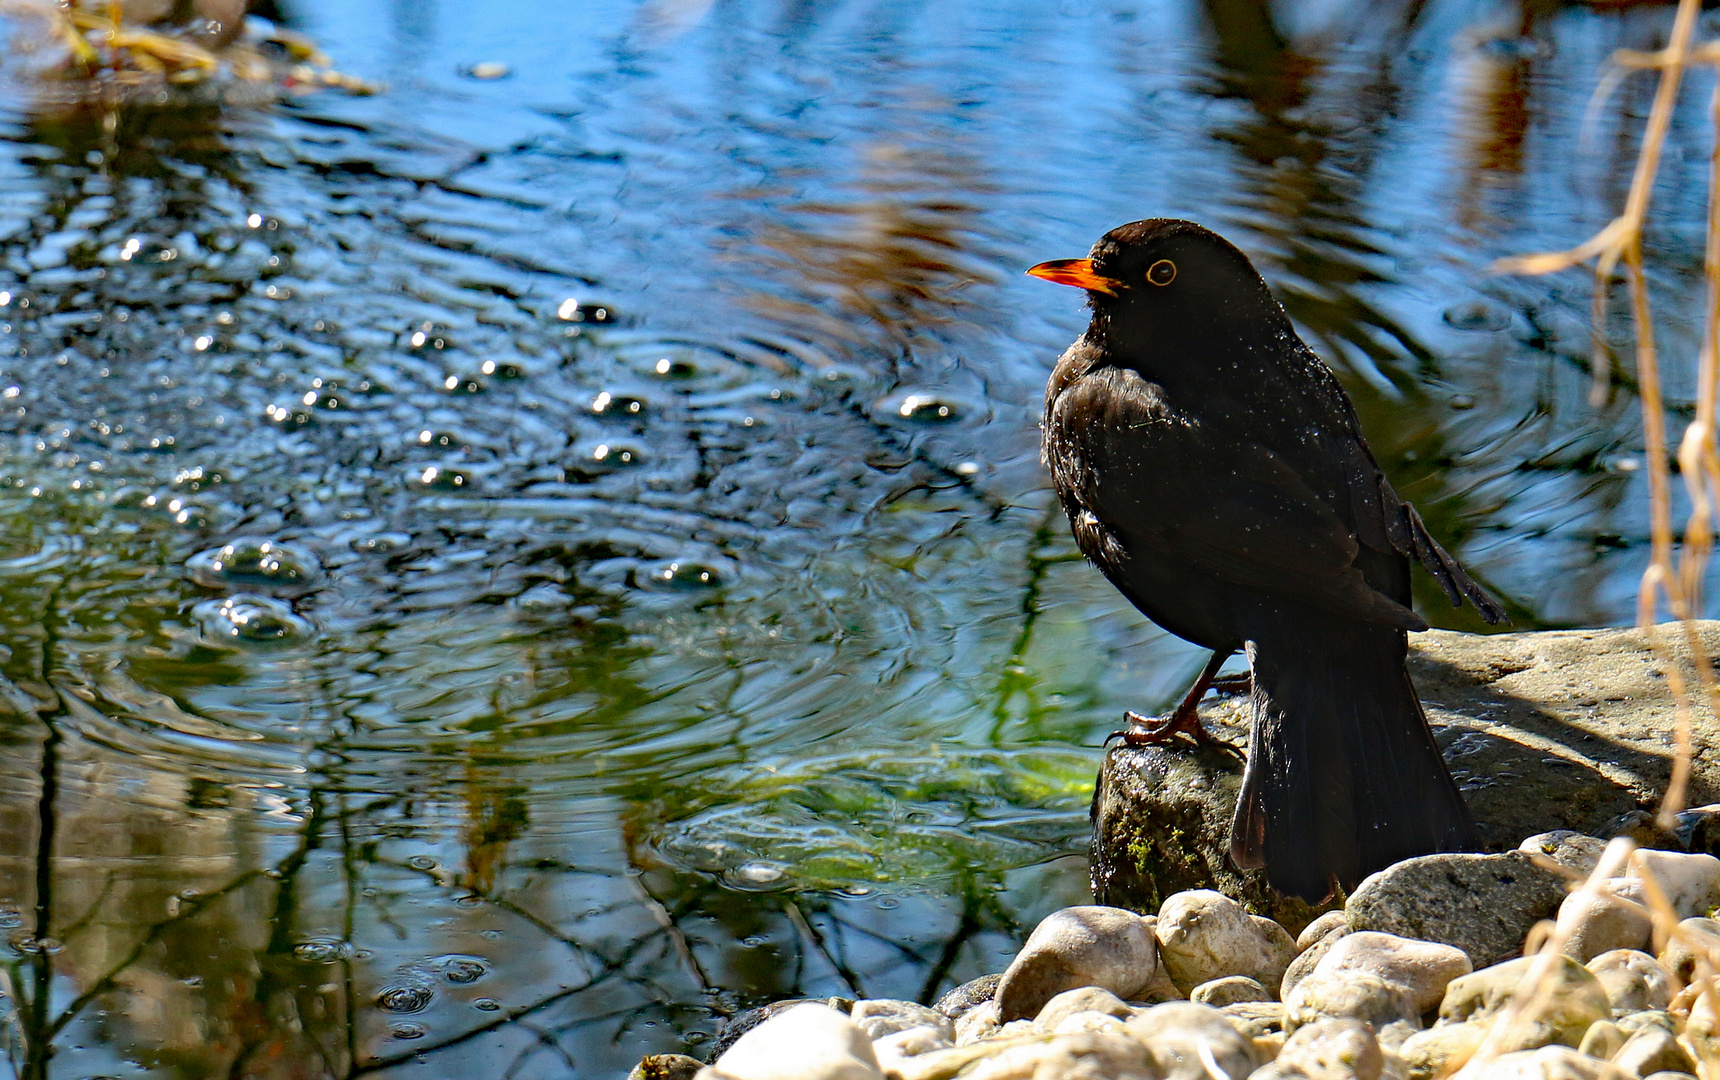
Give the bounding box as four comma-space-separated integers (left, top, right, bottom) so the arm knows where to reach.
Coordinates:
1227, 614, 1478, 903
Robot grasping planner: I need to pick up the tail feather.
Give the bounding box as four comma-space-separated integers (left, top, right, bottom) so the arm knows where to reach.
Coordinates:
1228, 615, 1477, 902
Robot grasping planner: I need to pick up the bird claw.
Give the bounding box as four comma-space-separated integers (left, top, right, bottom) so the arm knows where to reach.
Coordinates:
1107, 708, 1244, 760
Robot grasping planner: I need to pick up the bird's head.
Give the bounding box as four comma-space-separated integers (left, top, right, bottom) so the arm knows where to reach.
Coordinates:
1027, 219, 1285, 344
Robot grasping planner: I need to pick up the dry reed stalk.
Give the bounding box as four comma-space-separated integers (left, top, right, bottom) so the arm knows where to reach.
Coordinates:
1485, 0, 1720, 1074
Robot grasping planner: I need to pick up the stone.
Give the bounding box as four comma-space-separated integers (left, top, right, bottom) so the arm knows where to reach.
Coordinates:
871, 1025, 951, 1061
1614, 1011, 1675, 1037
995, 905, 1158, 1022
1347, 852, 1568, 968
1576, 1020, 1623, 1061
1612, 1024, 1695, 1078
935, 974, 1002, 1019
1309, 932, 1473, 1015
1092, 624, 1720, 923
1300, 912, 1353, 951
1657, 917, 1720, 983
1586, 951, 1674, 1015
1032, 986, 1131, 1035
954, 1000, 1001, 1045
710, 998, 856, 1059
1125, 1002, 1261, 1080
1156, 890, 1296, 993
1194, 975, 1272, 1006
1438, 955, 1610, 1048
1679, 980, 1720, 1062
1630, 851, 1720, 920
1521, 833, 1610, 877
851, 999, 953, 1042
895, 1032, 1156, 1080
1640, 1074, 1697, 1080
706, 1003, 883, 1080
631, 1054, 704, 1080
1268, 1016, 1385, 1080
1397, 1020, 1488, 1080
1285, 971, 1420, 1032
1464, 1045, 1633, 1080
1285, 919, 1354, 999
1224, 1000, 1287, 1037
1558, 880, 1652, 963
1048, 1009, 1129, 1035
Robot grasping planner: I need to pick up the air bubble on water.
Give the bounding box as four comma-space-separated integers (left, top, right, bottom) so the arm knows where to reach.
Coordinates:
590, 390, 647, 416
376, 983, 433, 1013
725, 860, 787, 890
193, 594, 315, 646
406, 855, 437, 871
186, 538, 321, 590
388, 1022, 427, 1040
1441, 301, 1512, 332
874, 390, 963, 425
351, 532, 412, 554
557, 298, 616, 324
473, 998, 501, 1012
432, 955, 489, 984
408, 465, 472, 491
634, 559, 729, 592
293, 937, 355, 964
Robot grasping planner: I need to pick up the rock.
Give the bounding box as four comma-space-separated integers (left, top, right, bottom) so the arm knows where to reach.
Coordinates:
1194, 975, 1272, 1006
1125, 1001, 1260, 1080
851, 999, 953, 1042
1559, 880, 1652, 963
1438, 955, 1610, 1048
1631, 851, 1720, 920
953, 1000, 1001, 1045
1612, 1024, 1695, 1078
994, 905, 1158, 1022
1640, 1073, 1697, 1080
1224, 1000, 1287, 1037
1347, 851, 1568, 968
1309, 932, 1473, 1014
1048, 1009, 1129, 1035
1285, 918, 1354, 999
1586, 951, 1674, 1015
1679, 980, 1720, 1062
1032, 986, 1132, 1035
1600, 812, 1684, 853
1089, 699, 1330, 928
1301, 912, 1353, 951
1614, 1011, 1675, 1037
934, 974, 1001, 1019
1156, 890, 1296, 993
1521, 833, 1610, 877
1576, 1020, 1623, 1061
872, 1025, 951, 1059
631, 1054, 704, 1080
706, 1003, 883, 1080
1265, 1016, 1384, 1080
1464, 1045, 1633, 1080
1093, 624, 1720, 922
1285, 971, 1421, 1032
710, 998, 855, 1059
1397, 1020, 1487, 1080
1657, 917, 1720, 983
895, 1031, 1156, 1080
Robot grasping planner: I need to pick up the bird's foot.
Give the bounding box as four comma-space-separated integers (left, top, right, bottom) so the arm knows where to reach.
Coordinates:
1209, 673, 1252, 697
1107, 707, 1244, 760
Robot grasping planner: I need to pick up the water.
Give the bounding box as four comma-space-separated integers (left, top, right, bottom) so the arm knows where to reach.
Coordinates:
0, 0, 1714, 1075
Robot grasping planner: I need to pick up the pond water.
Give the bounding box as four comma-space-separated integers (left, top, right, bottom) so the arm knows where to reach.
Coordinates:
0, 0, 1714, 1075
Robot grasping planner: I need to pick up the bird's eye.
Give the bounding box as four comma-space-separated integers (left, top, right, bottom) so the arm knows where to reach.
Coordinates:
1146, 259, 1177, 286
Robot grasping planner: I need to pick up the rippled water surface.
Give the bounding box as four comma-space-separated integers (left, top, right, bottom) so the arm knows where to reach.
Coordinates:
0, 0, 1715, 1074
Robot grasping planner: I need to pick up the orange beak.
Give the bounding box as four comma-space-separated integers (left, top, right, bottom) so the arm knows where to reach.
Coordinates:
1026, 258, 1120, 296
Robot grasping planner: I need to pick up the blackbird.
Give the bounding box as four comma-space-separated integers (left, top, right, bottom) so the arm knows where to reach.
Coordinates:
1027, 219, 1506, 902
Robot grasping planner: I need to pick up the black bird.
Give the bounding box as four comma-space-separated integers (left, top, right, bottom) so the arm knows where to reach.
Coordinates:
1028, 219, 1506, 902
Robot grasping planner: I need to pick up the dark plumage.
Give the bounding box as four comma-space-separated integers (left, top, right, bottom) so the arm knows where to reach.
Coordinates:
1028, 219, 1505, 902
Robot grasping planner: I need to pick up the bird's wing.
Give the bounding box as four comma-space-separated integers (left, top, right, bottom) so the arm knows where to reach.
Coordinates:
1047, 364, 1425, 630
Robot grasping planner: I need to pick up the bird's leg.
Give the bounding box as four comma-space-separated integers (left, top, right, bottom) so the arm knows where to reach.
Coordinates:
1209, 672, 1252, 697
1108, 651, 1244, 758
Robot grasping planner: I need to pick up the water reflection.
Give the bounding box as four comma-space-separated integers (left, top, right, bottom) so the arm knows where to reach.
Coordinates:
0, 0, 1716, 1074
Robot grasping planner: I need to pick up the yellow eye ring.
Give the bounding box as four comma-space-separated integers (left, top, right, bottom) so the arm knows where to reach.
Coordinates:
1146, 259, 1177, 286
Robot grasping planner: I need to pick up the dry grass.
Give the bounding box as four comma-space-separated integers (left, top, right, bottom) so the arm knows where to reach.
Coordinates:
1478, 0, 1720, 1075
